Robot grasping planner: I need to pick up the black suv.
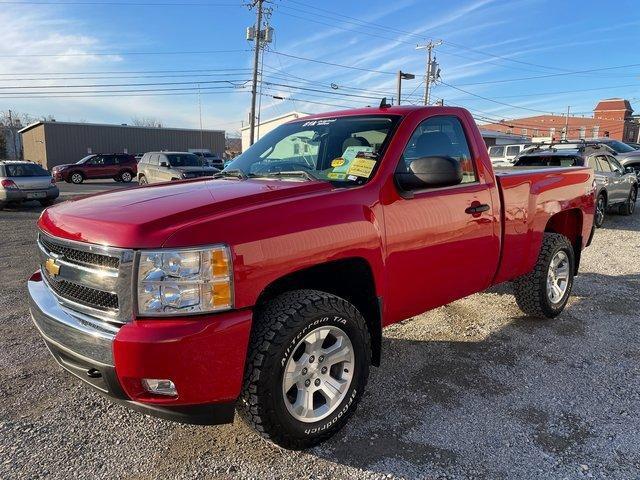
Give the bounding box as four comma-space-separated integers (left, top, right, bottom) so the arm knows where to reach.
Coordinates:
514, 141, 638, 227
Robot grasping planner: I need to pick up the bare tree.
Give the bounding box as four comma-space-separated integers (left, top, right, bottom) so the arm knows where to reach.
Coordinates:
131, 116, 163, 128
0, 111, 55, 127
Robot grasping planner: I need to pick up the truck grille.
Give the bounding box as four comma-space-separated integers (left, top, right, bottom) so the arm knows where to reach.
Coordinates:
37, 232, 134, 324
45, 275, 119, 310
40, 235, 120, 269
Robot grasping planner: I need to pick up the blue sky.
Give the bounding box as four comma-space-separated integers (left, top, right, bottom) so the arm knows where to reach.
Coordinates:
1, 0, 639, 135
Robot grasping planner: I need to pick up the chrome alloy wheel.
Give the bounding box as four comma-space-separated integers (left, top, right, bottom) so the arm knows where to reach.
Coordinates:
547, 250, 570, 304
71, 173, 83, 184
282, 326, 354, 423
121, 171, 132, 182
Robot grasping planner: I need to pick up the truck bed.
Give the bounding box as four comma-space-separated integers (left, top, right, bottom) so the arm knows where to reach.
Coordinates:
492, 166, 595, 284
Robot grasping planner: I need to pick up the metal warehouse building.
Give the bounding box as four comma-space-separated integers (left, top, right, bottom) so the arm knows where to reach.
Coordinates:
20, 121, 225, 169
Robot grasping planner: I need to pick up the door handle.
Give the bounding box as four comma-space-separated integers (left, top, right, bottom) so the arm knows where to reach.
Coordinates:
465, 203, 490, 214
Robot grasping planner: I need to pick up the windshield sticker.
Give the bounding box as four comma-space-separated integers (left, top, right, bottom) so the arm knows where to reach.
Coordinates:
331, 157, 346, 168
347, 175, 358, 181
347, 158, 377, 178
327, 172, 347, 180
342, 145, 374, 162
301, 118, 337, 127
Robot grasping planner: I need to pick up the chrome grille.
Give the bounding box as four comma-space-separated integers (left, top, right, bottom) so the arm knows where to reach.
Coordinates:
40, 235, 120, 269
37, 232, 134, 324
45, 275, 119, 310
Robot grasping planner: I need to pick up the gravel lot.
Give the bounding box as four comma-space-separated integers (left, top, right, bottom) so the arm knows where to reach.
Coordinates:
1, 198, 639, 479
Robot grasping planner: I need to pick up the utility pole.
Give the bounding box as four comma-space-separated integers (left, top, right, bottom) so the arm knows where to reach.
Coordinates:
416, 40, 442, 105
396, 71, 415, 106
248, 0, 263, 147
8, 109, 18, 159
562, 106, 571, 140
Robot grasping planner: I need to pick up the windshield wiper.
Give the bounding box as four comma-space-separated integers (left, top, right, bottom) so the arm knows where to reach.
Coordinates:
260, 170, 318, 181
213, 169, 248, 180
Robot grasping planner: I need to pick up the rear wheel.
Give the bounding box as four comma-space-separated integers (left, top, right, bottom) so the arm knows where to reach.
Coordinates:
239, 289, 370, 450
594, 192, 606, 228
120, 171, 133, 183
619, 187, 636, 216
138, 175, 148, 185
513, 233, 575, 318
70, 172, 84, 184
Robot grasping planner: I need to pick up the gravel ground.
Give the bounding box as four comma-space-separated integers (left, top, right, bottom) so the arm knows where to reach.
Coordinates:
0, 202, 639, 480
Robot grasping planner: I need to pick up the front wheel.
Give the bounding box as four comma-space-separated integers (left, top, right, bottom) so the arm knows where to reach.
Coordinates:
513, 233, 575, 318
120, 171, 133, 183
70, 172, 84, 184
619, 188, 636, 216
594, 193, 606, 228
138, 175, 148, 185
239, 289, 370, 450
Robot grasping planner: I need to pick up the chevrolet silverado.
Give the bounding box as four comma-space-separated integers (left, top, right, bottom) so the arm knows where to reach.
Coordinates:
28, 106, 595, 449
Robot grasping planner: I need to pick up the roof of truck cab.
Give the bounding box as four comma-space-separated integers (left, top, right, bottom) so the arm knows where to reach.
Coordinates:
286, 105, 467, 122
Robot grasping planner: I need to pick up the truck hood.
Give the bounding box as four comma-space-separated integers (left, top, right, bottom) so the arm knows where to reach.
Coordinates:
39, 178, 332, 248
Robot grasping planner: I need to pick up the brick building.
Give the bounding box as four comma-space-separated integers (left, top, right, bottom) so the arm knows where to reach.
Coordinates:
480, 98, 639, 143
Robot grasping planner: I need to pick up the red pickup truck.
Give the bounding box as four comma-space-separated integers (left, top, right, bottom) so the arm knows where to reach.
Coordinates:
28, 106, 595, 449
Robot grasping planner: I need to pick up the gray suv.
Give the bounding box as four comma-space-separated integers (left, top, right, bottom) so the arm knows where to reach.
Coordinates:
137, 152, 218, 185
514, 142, 638, 227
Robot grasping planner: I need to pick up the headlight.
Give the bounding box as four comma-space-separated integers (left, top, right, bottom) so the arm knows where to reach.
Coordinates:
137, 245, 232, 316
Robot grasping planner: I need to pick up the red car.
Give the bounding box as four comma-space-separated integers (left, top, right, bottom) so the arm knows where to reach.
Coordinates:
28, 106, 596, 449
51, 153, 137, 184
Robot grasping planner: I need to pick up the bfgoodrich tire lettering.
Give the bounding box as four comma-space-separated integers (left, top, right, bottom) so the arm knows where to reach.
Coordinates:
239, 289, 370, 449
513, 232, 575, 318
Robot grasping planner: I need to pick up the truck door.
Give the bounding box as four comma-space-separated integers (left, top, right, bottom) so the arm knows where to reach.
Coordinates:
596, 155, 623, 203
382, 114, 500, 322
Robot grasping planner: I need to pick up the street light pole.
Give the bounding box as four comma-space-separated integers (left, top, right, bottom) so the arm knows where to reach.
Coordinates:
396, 71, 415, 106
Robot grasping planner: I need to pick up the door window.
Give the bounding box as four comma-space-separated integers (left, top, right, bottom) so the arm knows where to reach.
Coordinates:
597, 156, 613, 172
150, 154, 160, 166
488, 146, 505, 158
608, 156, 624, 174
506, 146, 520, 157
87, 156, 105, 165
400, 115, 477, 185
587, 156, 601, 171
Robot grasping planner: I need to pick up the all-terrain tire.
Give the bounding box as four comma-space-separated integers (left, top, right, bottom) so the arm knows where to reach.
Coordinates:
238, 289, 371, 450
513, 233, 575, 318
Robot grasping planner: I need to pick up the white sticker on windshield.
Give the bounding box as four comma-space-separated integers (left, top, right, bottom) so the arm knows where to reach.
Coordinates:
301, 118, 337, 127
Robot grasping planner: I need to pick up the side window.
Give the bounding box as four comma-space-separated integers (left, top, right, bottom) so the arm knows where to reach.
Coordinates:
608, 156, 624, 173
597, 156, 612, 172
400, 115, 477, 185
587, 156, 600, 171
506, 146, 520, 157
150, 154, 160, 166
88, 156, 104, 165
103, 155, 115, 166
488, 146, 505, 158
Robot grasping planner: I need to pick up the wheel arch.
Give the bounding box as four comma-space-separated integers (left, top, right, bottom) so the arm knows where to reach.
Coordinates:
254, 257, 382, 367
544, 208, 583, 275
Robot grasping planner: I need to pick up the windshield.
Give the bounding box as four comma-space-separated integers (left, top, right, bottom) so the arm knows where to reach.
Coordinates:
488, 146, 505, 158
167, 154, 202, 167
77, 155, 94, 164
604, 140, 635, 153
226, 115, 400, 184
515, 155, 582, 167
6, 163, 50, 177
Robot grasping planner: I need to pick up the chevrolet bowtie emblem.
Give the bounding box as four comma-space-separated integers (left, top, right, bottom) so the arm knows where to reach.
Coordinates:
45, 258, 60, 277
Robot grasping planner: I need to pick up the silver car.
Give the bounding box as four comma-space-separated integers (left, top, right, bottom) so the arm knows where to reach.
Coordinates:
0, 160, 59, 209
137, 152, 218, 185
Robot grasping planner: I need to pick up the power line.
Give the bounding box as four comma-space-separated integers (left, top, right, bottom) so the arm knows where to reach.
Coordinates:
269, 51, 396, 76
0, 49, 249, 58
0, 79, 250, 90
0, 67, 251, 76
0, 1, 239, 5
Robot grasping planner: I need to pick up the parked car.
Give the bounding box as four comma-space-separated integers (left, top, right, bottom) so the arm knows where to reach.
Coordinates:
487, 143, 529, 166
514, 142, 637, 227
137, 151, 218, 185
625, 142, 640, 150
52, 153, 137, 184
579, 138, 640, 177
0, 160, 59, 209
29, 106, 595, 450
189, 149, 224, 170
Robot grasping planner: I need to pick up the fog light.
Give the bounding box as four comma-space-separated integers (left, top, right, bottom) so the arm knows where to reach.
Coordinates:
141, 378, 177, 396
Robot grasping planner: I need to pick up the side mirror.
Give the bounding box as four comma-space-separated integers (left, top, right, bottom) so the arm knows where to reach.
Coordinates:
160, 161, 169, 168
395, 156, 463, 193
625, 166, 635, 174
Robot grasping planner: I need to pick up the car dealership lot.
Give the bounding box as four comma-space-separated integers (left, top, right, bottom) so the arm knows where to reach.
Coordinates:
1, 206, 639, 479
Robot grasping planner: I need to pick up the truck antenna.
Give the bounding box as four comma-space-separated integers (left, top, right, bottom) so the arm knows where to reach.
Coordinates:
379, 97, 392, 109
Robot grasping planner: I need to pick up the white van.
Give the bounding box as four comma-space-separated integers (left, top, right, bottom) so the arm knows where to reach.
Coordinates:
487, 144, 528, 165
